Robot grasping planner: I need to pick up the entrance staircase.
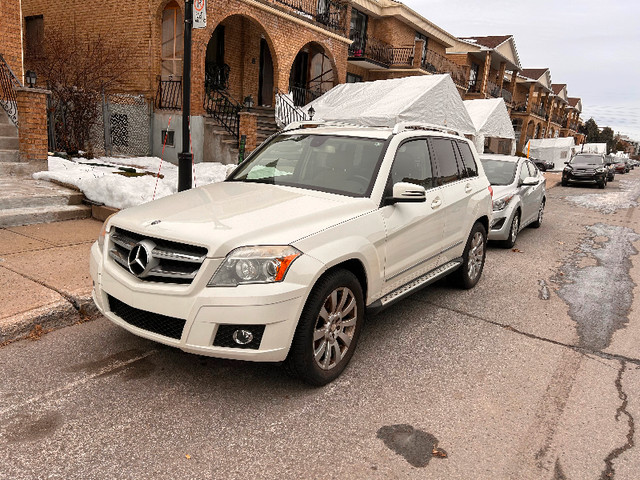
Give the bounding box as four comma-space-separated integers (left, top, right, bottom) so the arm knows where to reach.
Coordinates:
0, 109, 91, 227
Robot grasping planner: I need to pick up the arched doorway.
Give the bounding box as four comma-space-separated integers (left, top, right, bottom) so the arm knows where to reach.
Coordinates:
204, 15, 277, 106
289, 42, 336, 106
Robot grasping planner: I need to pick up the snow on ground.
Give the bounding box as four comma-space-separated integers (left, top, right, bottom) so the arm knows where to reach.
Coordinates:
565, 179, 640, 214
33, 156, 236, 210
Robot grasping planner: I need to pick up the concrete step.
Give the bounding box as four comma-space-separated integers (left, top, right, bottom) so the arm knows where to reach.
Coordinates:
0, 162, 37, 176
0, 136, 19, 150
0, 149, 20, 162
0, 204, 91, 227
0, 189, 84, 210
0, 124, 17, 137
0, 109, 14, 125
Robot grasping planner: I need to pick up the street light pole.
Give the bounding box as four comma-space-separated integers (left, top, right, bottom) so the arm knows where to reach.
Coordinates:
178, 0, 193, 192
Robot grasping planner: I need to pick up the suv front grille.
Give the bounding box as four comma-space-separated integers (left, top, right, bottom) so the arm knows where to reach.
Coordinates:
109, 228, 208, 284
108, 295, 186, 340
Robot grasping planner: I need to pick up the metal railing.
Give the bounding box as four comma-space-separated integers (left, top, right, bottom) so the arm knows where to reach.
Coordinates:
205, 63, 230, 92
486, 80, 500, 98
266, 0, 349, 35
156, 78, 182, 110
288, 84, 323, 107
421, 49, 469, 89
390, 47, 414, 67
349, 32, 393, 66
0, 54, 21, 126
203, 88, 242, 139
551, 113, 563, 125
275, 88, 309, 128
501, 88, 513, 104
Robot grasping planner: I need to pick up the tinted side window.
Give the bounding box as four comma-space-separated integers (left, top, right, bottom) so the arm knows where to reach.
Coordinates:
456, 141, 479, 177
430, 137, 460, 185
390, 139, 434, 190
452, 141, 468, 179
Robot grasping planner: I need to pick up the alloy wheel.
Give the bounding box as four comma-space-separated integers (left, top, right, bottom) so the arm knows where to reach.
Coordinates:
467, 232, 485, 281
313, 287, 358, 371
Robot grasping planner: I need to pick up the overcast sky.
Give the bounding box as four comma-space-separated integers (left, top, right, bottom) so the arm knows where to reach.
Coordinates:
404, 0, 640, 141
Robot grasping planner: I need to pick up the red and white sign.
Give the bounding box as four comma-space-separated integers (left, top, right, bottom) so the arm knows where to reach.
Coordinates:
193, 0, 206, 29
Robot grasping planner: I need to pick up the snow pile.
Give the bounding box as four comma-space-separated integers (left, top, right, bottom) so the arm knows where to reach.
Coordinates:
33, 156, 235, 210
566, 179, 640, 214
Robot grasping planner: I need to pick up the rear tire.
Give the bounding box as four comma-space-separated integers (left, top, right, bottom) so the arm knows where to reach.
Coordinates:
284, 269, 364, 386
454, 222, 487, 289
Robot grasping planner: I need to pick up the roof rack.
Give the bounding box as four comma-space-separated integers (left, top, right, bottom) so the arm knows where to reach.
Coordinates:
282, 120, 375, 132
392, 122, 462, 137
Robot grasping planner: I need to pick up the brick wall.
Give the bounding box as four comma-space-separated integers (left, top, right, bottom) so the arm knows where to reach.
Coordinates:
15, 87, 49, 162
1, 0, 24, 79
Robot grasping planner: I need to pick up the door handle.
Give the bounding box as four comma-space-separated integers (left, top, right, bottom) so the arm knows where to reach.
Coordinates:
431, 197, 442, 209
465, 184, 472, 194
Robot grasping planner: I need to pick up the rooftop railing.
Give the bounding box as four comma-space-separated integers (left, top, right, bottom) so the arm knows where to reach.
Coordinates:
266, 0, 349, 36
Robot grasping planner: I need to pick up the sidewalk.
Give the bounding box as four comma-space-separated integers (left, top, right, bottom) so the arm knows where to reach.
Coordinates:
0, 217, 103, 344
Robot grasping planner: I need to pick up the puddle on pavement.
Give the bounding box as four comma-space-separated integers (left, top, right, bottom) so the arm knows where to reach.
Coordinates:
538, 280, 551, 300
565, 179, 640, 214
376, 424, 447, 467
556, 223, 639, 350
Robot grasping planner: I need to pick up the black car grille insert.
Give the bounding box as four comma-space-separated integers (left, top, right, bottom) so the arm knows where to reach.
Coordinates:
109, 228, 208, 284
108, 295, 186, 340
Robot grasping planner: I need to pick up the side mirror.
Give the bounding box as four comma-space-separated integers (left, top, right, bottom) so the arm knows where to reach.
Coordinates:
385, 182, 426, 205
564, 161, 569, 165
521, 176, 539, 186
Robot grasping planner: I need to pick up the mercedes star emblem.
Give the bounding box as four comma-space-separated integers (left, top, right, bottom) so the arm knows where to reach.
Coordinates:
127, 240, 157, 277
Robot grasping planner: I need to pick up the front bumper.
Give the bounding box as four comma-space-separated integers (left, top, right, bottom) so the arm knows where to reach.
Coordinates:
562, 170, 606, 184
488, 207, 515, 241
90, 241, 319, 363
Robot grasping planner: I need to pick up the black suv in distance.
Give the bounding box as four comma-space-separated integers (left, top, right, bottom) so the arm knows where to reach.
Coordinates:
562, 153, 608, 189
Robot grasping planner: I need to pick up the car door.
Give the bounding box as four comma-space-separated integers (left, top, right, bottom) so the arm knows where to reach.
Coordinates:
381, 139, 446, 294
518, 160, 538, 224
526, 160, 545, 220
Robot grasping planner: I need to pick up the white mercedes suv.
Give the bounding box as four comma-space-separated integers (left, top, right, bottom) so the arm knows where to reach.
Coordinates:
90, 122, 493, 385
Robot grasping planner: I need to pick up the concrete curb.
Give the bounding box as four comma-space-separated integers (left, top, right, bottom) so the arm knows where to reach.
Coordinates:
0, 294, 101, 345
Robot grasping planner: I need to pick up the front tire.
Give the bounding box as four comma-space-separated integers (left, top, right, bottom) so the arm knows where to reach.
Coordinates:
530, 199, 545, 228
598, 179, 606, 189
500, 212, 520, 248
284, 269, 364, 386
454, 222, 487, 289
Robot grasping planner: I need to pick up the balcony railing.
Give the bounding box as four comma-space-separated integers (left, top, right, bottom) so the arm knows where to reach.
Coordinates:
267, 0, 349, 36
551, 113, 563, 125
348, 31, 416, 68
421, 49, 468, 89
486, 80, 500, 98
156, 78, 182, 110
0, 54, 21, 126
501, 88, 513, 104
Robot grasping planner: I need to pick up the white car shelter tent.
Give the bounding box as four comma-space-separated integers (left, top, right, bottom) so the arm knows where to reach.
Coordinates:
525, 137, 575, 166
305, 75, 476, 135
576, 143, 607, 155
463, 98, 515, 154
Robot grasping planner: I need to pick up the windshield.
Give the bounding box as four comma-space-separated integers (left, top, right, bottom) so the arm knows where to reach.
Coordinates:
572, 155, 603, 165
228, 134, 386, 197
479, 159, 517, 186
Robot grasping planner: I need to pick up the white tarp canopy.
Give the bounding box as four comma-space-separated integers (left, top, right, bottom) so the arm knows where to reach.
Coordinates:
305, 75, 476, 135
463, 98, 515, 154
578, 143, 607, 154
525, 137, 575, 165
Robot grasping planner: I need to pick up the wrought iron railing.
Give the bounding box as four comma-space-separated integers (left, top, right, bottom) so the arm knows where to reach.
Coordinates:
349, 32, 393, 66
0, 54, 21, 126
421, 49, 469, 89
569, 122, 579, 131
203, 88, 242, 139
156, 78, 182, 110
288, 84, 323, 107
486, 80, 501, 98
205, 62, 230, 92
390, 47, 414, 67
501, 88, 513, 104
275, 88, 309, 128
266, 0, 349, 35
551, 113, 563, 125
534, 103, 547, 118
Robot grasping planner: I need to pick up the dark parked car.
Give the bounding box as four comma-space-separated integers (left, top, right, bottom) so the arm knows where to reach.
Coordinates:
531, 158, 555, 172
562, 153, 608, 189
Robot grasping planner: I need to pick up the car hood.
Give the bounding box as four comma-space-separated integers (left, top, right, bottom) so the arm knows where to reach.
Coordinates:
108, 181, 376, 257
570, 163, 602, 169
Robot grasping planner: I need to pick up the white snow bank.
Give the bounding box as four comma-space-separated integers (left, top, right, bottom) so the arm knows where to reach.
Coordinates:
33, 156, 235, 210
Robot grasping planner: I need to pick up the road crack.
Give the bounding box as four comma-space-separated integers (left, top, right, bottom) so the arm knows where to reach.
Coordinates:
600, 360, 635, 479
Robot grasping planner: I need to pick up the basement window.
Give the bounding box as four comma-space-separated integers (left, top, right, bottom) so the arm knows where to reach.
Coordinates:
161, 130, 175, 147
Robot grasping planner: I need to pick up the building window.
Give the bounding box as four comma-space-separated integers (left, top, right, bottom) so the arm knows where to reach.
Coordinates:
349, 9, 368, 55
346, 73, 362, 83
161, 130, 175, 147
162, 2, 184, 78
415, 32, 429, 65
25, 15, 44, 59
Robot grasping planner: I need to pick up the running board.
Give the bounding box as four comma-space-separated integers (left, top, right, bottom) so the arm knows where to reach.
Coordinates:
368, 259, 462, 314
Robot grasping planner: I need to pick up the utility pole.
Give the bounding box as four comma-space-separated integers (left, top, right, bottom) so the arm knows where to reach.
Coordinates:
178, 0, 193, 192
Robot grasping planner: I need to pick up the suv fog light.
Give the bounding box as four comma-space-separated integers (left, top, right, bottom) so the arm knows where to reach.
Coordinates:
232, 329, 254, 345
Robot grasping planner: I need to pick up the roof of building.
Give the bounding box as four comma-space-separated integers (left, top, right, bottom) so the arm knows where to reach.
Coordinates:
568, 97, 581, 107
458, 35, 512, 49
552, 84, 567, 95
521, 68, 549, 80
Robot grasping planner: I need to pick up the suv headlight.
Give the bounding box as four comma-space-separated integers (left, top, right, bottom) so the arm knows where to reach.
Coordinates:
595, 167, 605, 173
563, 166, 572, 172
208, 246, 302, 287
493, 194, 513, 212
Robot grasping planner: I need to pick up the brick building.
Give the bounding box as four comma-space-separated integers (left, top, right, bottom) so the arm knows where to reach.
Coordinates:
346, 0, 467, 93
21, 0, 353, 163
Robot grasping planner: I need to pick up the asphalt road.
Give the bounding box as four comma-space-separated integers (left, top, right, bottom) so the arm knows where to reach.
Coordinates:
1, 169, 640, 480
